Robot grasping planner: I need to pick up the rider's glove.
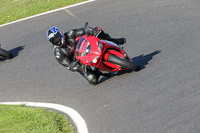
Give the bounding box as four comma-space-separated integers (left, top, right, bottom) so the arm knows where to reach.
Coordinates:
92, 27, 103, 37
87, 27, 103, 37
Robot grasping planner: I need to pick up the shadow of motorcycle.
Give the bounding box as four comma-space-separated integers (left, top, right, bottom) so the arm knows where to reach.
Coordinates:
0, 44, 13, 60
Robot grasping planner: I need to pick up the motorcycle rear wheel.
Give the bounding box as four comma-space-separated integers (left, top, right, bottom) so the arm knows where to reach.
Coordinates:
0, 48, 13, 59
107, 53, 140, 71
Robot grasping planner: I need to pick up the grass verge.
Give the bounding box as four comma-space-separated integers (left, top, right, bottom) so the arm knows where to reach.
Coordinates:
0, 0, 86, 132
0, 0, 86, 25
0, 104, 74, 133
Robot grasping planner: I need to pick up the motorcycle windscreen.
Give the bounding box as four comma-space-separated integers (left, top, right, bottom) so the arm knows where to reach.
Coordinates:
75, 36, 101, 65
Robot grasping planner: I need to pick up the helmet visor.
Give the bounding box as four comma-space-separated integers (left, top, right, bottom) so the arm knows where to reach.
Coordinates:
49, 31, 63, 46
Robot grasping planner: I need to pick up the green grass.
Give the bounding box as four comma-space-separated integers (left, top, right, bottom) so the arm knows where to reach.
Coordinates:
0, 0, 86, 25
0, 104, 74, 133
0, 1, 85, 132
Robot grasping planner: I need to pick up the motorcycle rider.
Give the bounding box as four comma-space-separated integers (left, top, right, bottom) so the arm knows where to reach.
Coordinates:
46, 25, 126, 85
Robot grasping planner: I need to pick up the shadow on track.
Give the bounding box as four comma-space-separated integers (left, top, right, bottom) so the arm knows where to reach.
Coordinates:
9, 46, 24, 58
131, 50, 161, 70
0, 46, 24, 62
98, 50, 161, 84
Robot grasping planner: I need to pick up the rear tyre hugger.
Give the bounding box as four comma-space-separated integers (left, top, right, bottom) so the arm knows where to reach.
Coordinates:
107, 53, 140, 71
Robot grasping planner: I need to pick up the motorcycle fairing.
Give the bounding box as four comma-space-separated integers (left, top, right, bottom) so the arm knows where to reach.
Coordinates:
75, 35, 131, 72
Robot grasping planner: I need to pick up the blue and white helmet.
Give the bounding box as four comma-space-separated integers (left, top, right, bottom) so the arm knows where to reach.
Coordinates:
46, 26, 65, 47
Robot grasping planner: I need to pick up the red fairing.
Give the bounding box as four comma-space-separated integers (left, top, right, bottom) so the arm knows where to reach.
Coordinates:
75, 34, 130, 72
75, 35, 101, 65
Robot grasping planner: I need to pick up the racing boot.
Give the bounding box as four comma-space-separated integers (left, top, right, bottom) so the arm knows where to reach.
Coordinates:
92, 27, 126, 45
104, 33, 126, 45
108, 37, 126, 45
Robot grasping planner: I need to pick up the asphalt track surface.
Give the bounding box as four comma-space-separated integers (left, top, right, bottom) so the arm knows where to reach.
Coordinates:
1, 0, 200, 133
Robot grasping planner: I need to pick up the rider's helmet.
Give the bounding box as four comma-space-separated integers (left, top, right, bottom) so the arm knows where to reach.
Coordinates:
46, 26, 65, 47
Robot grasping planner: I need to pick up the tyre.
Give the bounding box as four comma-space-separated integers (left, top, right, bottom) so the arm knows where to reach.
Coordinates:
0, 48, 13, 59
107, 53, 140, 71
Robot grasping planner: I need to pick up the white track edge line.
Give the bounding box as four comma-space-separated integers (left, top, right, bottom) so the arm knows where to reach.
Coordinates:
0, 0, 96, 28
0, 102, 89, 133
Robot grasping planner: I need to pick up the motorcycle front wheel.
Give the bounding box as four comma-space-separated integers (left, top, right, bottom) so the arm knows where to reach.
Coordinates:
107, 53, 140, 71
0, 48, 13, 59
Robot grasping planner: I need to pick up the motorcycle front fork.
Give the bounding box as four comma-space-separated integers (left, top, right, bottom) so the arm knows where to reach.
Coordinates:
79, 64, 88, 75
80, 65, 97, 76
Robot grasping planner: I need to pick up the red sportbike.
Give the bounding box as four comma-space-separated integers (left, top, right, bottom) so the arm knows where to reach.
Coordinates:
72, 23, 140, 74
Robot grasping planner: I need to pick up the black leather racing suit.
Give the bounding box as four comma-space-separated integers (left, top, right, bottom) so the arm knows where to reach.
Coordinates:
53, 27, 111, 85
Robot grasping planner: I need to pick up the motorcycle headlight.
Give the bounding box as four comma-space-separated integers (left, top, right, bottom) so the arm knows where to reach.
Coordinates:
92, 56, 100, 64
